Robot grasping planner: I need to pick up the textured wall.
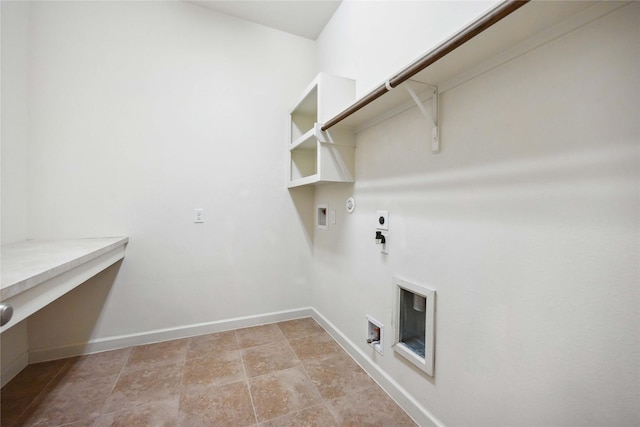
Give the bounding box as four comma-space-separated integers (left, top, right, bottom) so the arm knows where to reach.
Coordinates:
23, 1, 317, 347
314, 2, 639, 426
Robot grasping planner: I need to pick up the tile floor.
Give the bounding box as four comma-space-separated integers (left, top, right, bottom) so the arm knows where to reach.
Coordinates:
1, 317, 417, 426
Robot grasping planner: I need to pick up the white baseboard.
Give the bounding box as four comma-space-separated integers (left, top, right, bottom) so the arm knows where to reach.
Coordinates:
1, 350, 29, 388
29, 307, 314, 363
311, 308, 444, 427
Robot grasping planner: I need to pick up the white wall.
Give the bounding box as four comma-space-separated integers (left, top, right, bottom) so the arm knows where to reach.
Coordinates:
314, 2, 639, 426
19, 1, 317, 351
3, 1, 638, 424
1, 0, 31, 386
316, 0, 498, 97
1, 0, 29, 245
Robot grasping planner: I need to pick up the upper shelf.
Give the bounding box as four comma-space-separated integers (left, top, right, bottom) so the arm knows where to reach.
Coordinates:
321, 0, 624, 132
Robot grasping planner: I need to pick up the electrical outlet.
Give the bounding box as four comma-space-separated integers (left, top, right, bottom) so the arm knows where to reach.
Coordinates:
194, 208, 204, 223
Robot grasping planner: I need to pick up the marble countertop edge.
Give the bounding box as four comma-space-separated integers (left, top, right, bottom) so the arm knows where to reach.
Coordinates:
1, 237, 129, 300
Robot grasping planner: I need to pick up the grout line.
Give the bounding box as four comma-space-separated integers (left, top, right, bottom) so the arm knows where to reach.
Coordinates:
287, 340, 325, 400
94, 346, 133, 421
175, 340, 188, 422
262, 402, 331, 425
9, 359, 72, 426
284, 320, 390, 425
280, 326, 343, 425
237, 329, 260, 426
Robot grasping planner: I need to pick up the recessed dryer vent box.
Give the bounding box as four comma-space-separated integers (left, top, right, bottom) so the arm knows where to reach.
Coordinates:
393, 276, 435, 376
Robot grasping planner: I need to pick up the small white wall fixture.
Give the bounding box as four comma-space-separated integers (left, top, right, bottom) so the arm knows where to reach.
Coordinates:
366, 314, 384, 355
393, 276, 436, 376
316, 204, 329, 230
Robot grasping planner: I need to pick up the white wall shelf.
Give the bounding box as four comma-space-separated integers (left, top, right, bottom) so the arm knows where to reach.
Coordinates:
0, 237, 129, 333
287, 72, 356, 188
291, 128, 316, 151
321, 1, 626, 133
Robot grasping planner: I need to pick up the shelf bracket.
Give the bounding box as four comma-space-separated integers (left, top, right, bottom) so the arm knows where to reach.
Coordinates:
314, 122, 327, 143
405, 83, 439, 153
314, 123, 353, 147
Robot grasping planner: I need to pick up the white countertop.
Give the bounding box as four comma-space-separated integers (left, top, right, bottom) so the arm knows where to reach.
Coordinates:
1, 237, 129, 301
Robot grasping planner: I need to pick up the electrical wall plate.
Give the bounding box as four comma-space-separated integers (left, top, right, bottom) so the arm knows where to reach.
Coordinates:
376, 210, 389, 230
194, 208, 204, 223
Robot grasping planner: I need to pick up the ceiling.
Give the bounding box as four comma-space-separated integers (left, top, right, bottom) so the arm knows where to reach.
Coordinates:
186, 1, 342, 40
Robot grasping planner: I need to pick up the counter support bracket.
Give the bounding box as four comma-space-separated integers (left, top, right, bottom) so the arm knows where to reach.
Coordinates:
405, 83, 439, 152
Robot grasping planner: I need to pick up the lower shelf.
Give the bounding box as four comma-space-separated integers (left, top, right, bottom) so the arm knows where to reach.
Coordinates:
288, 174, 321, 188
288, 136, 356, 188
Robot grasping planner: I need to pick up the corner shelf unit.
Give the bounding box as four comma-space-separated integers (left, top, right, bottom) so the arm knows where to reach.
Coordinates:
288, 73, 356, 188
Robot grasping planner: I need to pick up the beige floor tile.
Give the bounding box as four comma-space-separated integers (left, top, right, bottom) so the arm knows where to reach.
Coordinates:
249, 366, 322, 423
0, 360, 67, 427
276, 318, 325, 340
236, 324, 286, 349
56, 348, 131, 383
303, 353, 375, 399
242, 342, 301, 377
102, 363, 183, 414
288, 331, 343, 362
326, 386, 417, 426
258, 404, 338, 427
179, 381, 256, 426
1, 359, 68, 399
1, 394, 35, 427
1, 322, 416, 426
124, 339, 187, 372
57, 421, 97, 426
186, 330, 238, 359
94, 396, 180, 427
14, 374, 117, 426
183, 350, 244, 390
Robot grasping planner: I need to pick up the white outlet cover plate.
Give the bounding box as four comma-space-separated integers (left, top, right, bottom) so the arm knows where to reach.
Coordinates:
194, 208, 204, 223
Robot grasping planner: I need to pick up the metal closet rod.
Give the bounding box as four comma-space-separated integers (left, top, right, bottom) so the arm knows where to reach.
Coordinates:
321, 0, 530, 132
